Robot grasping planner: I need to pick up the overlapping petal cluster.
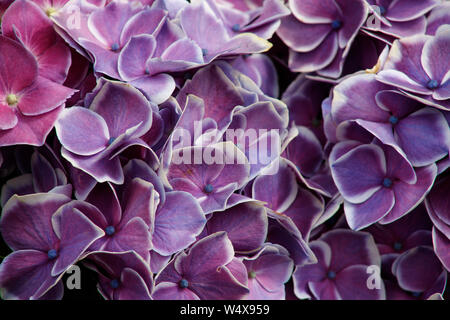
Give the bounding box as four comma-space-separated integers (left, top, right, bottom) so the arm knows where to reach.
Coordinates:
0, 0, 448, 301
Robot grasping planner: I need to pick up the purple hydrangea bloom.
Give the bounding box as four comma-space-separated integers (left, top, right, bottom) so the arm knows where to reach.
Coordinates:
165, 142, 250, 214
293, 229, 385, 300
2, 0, 72, 84
0, 193, 104, 299
330, 141, 437, 230
121, 159, 206, 257
332, 73, 450, 166
153, 232, 249, 300
243, 244, 294, 300
52, 0, 272, 103
0, 36, 74, 146
85, 251, 153, 300
68, 180, 154, 262
376, 26, 450, 110
277, 0, 368, 78
55, 79, 155, 184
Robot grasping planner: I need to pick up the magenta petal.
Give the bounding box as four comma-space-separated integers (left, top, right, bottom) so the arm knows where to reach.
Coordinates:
0, 105, 62, 147
0, 36, 38, 94
17, 76, 74, 116
2, 0, 55, 56
55, 106, 109, 156
37, 41, 71, 84
0, 104, 18, 130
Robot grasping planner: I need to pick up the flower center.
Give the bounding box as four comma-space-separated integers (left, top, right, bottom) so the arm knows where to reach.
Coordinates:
389, 115, 398, 125
331, 20, 342, 30
45, 7, 57, 17
426, 79, 439, 90
393, 242, 402, 251
110, 279, 120, 289
105, 225, 116, 236
382, 178, 393, 188
47, 249, 58, 260
6, 94, 18, 106
201, 48, 208, 57
107, 137, 116, 146
231, 24, 240, 32
327, 270, 336, 279
204, 184, 214, 194
248, 271, 257, 279
378, 6, 386, 15
111, 43, 120, 52
179, 279, 189, 289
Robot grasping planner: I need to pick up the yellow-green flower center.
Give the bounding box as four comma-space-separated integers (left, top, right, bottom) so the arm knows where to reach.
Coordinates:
6, 94, 18, 106
45, 7, 57, 17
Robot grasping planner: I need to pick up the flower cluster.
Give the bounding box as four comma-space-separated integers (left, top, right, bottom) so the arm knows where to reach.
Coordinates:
0, 0, 448, 300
